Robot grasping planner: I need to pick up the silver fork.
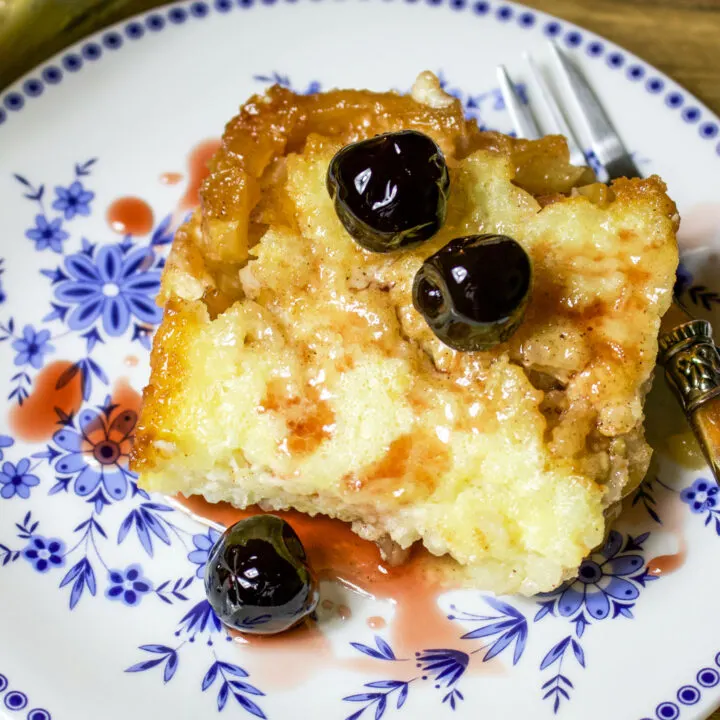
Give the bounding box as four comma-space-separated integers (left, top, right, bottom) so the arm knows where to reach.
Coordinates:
497, 45, 720, 484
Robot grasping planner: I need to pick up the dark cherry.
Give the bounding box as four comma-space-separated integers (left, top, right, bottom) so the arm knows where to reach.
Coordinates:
412, 234, 532, 352
326, 130, 450, 253
204, 515, 319, 635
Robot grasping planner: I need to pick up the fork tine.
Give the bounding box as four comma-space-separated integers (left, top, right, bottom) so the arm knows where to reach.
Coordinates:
496, 65, 542, 140
548, 41, 641, 180
522, 52, 588, 168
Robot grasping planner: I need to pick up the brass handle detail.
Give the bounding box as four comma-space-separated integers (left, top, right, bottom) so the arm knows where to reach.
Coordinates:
658, 319, 720, 481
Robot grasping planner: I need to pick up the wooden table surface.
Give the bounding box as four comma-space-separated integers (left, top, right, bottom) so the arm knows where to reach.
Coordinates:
1, 0, 720, 717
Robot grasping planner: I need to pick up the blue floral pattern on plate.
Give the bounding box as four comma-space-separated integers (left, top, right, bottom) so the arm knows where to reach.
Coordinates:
0, 80, 713, 718
1, 5, 720, 710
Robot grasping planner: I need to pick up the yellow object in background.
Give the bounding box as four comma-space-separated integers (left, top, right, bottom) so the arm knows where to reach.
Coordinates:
0, 0, 165, 90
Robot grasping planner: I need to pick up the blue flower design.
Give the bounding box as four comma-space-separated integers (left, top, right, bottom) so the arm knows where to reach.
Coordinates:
105, 564, 153, 606
188, 528, 221, 579
416, 649, 468, 708
25, 214, 70, 252
0, 435, 13, 462
54, 244, 162, 336
52, 180, 94, 220
53, 405, 137, 501
178, 599, 223, 638
680, 478, 719, 513
550, 530, 646, 621
0, 459, 40, 499
22, 535, 66, 572
11, 325, 54, 369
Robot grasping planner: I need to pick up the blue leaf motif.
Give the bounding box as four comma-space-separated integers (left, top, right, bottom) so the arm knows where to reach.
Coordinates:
374, 695, 387, 720
218, 662, 249, 678
229, 680, 264, 696
482, 595, 523, 620
179, 600, 222, 635
151, 215, 175, 246
84, 562, 96, 595
217, 682, 229, 711
75, 158, 97, 176
59, 559, 84, 588
345, 694, 381, 703
202, 663, 219, 691
374, 636, 396, 660
350, 643, 389, 661
59, 558, 95, 609
163, 652, 179, 682
397, 683, 408, 709
235, 694, 267, 719
571, 640, 585, 668
87, 357, 108, 384
126, 658, 164, 673
540, 636, 571, 671
70, 576, 85, 609
118, 507, 171, 557
483, 631, 516, 662
126, 645, 178, 681
143, 502, 174, 512
350, 636, 398, 661
140, 644, 174, 654
461, 618, 516, 639
455, 597, 528, 665
117, 512, 135, 544
534, 602, 554, 622
343, 679, 411, 720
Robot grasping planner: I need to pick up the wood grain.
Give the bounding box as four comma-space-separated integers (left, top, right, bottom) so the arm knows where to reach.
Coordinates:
1, 0, 720, 717
523, 0, 720, 115
2, 0, 720, 113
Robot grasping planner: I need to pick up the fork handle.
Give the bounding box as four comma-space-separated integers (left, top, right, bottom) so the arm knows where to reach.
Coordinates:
658, 319, 720, 482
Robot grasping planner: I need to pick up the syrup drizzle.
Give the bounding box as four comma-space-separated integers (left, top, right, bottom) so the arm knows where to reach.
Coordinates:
10, 361, 83, 442
179, 139, 221, 210
172, 494, 487, 686
107, 196, 154, 236
618, 477, 688, 577
160, 172, 183, 186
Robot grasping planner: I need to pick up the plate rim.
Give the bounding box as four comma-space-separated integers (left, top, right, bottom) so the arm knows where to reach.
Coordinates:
1, 2, 720, 720
1, 0, 720, 157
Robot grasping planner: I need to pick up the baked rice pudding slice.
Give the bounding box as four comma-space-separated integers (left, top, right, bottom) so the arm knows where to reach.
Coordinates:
131, 72, 678, 595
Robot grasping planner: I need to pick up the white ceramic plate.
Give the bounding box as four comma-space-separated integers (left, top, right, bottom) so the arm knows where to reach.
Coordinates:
2, 1, 720, 718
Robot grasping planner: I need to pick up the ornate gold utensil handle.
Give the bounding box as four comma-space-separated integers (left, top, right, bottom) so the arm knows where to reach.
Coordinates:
658, 319, 720, 482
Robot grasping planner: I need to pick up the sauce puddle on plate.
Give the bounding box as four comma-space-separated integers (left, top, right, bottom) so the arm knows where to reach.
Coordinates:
174, 494, 501, 686
10, 360, 84, 442
618, 477, 688, 577
179, 139, 221, 211
107, 196, 154, 236
160, 172, 183, 186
